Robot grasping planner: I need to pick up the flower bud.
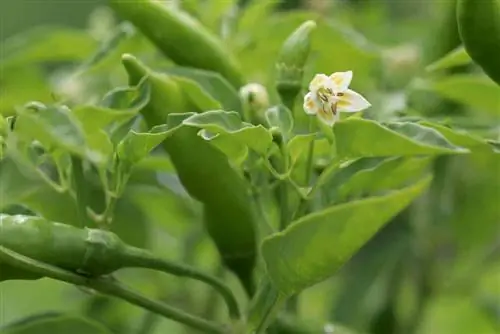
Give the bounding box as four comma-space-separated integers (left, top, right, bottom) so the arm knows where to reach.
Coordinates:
239, 83, 269, 123
275, 20, 316, 108
277, 20, 317, 71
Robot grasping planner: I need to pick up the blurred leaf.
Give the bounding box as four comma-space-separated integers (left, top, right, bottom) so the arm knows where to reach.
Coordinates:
261, 176, 431, 295
0, 66, 52, 116
265, 105, 294, 141
273, 315, 363, 334
74, 22, 136, 75
413, 75, 500, 115
14, 105, 110, 166
448, 153, 500, 250
14, 106, 86, 154
174, 77, 222, 111
197, 0, 236, 33
287, 133, 316, 166
417, 296, 497, 334
331, 218, 410, 331
334, 119, 468, 158
419, 121, 497, 153
166, 67, 242, 112
238, 0, 277, 33
1, 313, 111, 334
72, 77, 150, 132
1, 27, 97, 69
425, 46, 472, 72
332, 156, 432, 202
183, 110, 273, 156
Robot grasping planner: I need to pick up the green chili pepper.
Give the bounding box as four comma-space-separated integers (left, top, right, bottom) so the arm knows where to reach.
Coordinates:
457, 0, 500, 85
0, 214, 241, 318
109, 0, 244, 88
121, 54, 257, 295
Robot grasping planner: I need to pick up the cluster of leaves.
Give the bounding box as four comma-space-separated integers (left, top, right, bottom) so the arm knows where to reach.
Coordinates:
1, 0, 499, 334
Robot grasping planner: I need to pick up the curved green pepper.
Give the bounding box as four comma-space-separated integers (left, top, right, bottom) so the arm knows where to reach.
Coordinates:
121, 54, 257, 295
0, 214, 126, 277
0, 214, 241, 318
109, 0, 244, 88
457, 0, 500, 85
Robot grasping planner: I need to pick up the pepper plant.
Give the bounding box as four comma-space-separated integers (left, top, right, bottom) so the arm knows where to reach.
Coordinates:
1, 0, 499, 333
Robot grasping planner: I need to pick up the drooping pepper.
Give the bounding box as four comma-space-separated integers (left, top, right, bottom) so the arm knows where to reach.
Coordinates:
109, 0, 244, 88
0, 214, 240, 318
121, 54, 257, 296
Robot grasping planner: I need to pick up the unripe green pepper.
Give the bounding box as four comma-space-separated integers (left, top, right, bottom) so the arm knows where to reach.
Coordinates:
457, 0, 500, 85
0, 214, 133, 277
109, 0, 244, 88
121, 54, 257, 295
276, 20, 316, 109
0, 214, 241, 318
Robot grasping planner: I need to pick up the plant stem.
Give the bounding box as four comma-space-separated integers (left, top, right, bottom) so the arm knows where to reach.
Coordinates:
124, 247, 241, 320
278, 143, 290, 231
70, 155, 89, 227
304, 117, 316, 187
255, 293, 285, 334
0, 246, 227, 334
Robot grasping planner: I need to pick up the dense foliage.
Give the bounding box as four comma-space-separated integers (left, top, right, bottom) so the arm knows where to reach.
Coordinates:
1, 0, 499, 333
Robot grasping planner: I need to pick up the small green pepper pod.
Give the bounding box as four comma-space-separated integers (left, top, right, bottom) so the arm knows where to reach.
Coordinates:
0, 214, 241, 318
275, 20, 317, 109
109, 0, 244, 88
457, 0, 500, 85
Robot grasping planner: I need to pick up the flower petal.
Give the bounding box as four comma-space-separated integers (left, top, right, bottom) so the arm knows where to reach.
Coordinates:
330, 71, 353, 92
337, 89, 371, 112
303, 92, 318, 115
316, 103, 338, 126
309, 74, 330, 92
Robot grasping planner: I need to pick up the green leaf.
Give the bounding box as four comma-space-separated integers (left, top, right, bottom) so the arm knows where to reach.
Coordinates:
118, 125, 175, 165
165, 67, 242, 113
14, 106, 86, 155
0, 27, 98, 69
334, 119, 468, 158
261, 176, 432, 295
13, 105, 110, 166
418, 121, 497, 153
265, 105, 294, 141
74, 22, 136, 75
174, 77, 222, 111
287, 133, 317, 166
183, 110, 273, 156
117, 114, 191, 165
425, 46, 472, 72
413, 75, 500, 115
0, 66, 52, 117
1, 314, 111, 334
331, 156, 432, 202
73, 77, 150, 132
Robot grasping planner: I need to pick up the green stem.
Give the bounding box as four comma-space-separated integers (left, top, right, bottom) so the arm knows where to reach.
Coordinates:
124, 247, 241, 319
0, 246, 227, 334
278, 143, 290, 231
277, 87, 300, 118
70, 155, 89, 227
304, 117, 316, 187
255, 293, 285, 334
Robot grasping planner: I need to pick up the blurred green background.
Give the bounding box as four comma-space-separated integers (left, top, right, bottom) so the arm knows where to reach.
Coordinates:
1, 0, 499, 334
